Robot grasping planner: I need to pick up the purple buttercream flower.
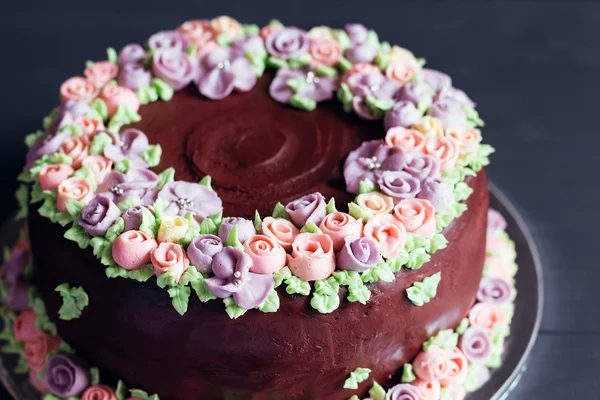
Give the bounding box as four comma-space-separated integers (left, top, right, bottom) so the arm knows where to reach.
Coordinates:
218, 217, 256, 244
118, 43, 146, 66
25, 130, 70, 169
477, 277, 513, 304
78, 194, 121, 237
0, 248, 29, 285
422, 68, 452, 94
384, 100, 422, 131
152, 48, 196, 90
103, 129, 150, 168
195, 46, 257, 100
347, 73, 400, 120
148, 30, 187, 51
265, 27, 309, 60
403, 152, 441, 182
6, 280, 30, 312
460, 327, 493, 363
118, 63, 152, 90
269, 68, 338, 104
343, 140, 406, 194
345, 42, 377, 64
428, 98, 467, 129
97, 168, 159, 205
386, 383, 421, 400
336, 236, 381, 272
417, 178, 453, 212
377, 171, 420, 201
45, 354, 90, 398
156, 181, 222, 223
187, 234, 223, 274
60, 100, 92, 119
233, 34, 266, 54
439, 86, 476, 108
345, 23, 369, 44
487, 209, 507, 232
205, 247, 274, 310
122, 205, 145, 231
397, 82, 433, 108
285, 192, 327, 228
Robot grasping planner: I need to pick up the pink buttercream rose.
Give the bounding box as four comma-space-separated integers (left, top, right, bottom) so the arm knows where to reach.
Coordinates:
363, 213, 407, 259
393, 198, 436, 238
84, 61, 118, 88
60, 136, 90, 169
74, 116, 104, 140
355, 192, 395, 215
412, 345, 450, 382
57, 178, 94, 213
424, 137, 460, 172
385, 127, 426, 153
81, 155, 113, 185
261, 217, 300, 252
29, 368, 50, 394
447, 127, 482, 156
210, 16, 244, 40
151, 242, 190, 282
260, 25, 282, 40
244, 234, 287, 274
411, 379, 441, 400
386, 60, 417, 85
309, 37, 342, 66
177, 19, 213, 44
484, 255, 513, 282
319, 212, 363, 252
469, 302, 506, 332
99, 84, 140, 117
60, 77, 98, 103
81, 385, 118, 400
38, 164, 75, 191
13, 310, 41, 343
287, 233, 335, 281
113, 230, 158, 270
24, 333, 61, 371
342, 63, 381, 85
439, 347, 469, 386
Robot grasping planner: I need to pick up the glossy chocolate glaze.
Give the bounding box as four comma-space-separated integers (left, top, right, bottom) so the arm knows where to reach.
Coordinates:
27, 75, 489, 399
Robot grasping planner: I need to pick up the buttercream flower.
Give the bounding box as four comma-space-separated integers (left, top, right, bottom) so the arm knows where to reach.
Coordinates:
346, 73, 400, 120
205, 247, 275, 309
424, 137, 460, 172
319, 212, 363, 251
7, 280, 30, 311
447, 127, 481, 156
118, 43, 146, 66
157, 216, 189, 243
428, 99, 467, 130
210, 16, 244, 40
386, 60, 417, 86
385, 127, 426, 152
397, 82, 434, 108
99, 84, 140, 118
412, 379, 440, 400
477, 277, 513, 304
38, 164, 75, 191
187, 234, 223, 274
148, 30, 187, 51
393, 198, 436, 238
232, 35, 266, 55
260, 24, 282, 41
261, 217, 300, 252
355, 192, 395, 215
344, 140, 406, 194
287, 233, 335, 281
416, 178, 453, 212
45, 355, 90, 398
84, 61, 118, 88
151, 242, 190, 282
403, 152, 441, 182
97, 167, 159, 204
244, 234, 287, 274
156, 181, 223, 223
81, 385, 118, 400
439, 347, 468, 386
422, 69, 452, 94
60, 135, 89, 169
75, 116, 104, 139
441, 385, 466, 400
26, 131, 70, 169
412, 116, 444, 138
469, 302, 506, 332
341, 63, 381, 84
285, 192, 327, 228
81, 155, 113, 185
152, 48, 195, 90
103, 129, 149, 168
269, 68, 338, 105
57, 178, 94, 213
177, 20, 214, 48
113, 230, 158, 270
13, 310, 40, 343
337, 235, 381, 272
122, 205, 144, 231
363, 213, 407, 259
413, 345, 450, 382
29, 369, 49, 394
465, 364, 491, 392
307, 26, 336, 40
345, 42, 377, 64
309, 37, 342, 66
377, 171, 421, 201
386, 383, 421, 400
384, 100, 422, 131
218, 217, 256, 244
440, 86, 475, 108
459, 326, 493, 363
24, 332, 61, 371
78, 194, 122, 237
380, 46, 420, 70
195, 46, 257, 100
487, 209, 507, 232
266, 27, 309, 60
345, 23, 369, 44
0, 248, 28, 285
118, 63, 152, 90
60, 77, 97, 103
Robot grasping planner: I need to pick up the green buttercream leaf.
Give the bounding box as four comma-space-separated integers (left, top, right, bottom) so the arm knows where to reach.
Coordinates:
386, 250, 409, 272
116, 380, 128, 400
273, 266, 292, 288
72, 166, 97, 191
290, 94, 317, 111
335, 30, 352, 51
405, 247, 431, 270
325, 198, 337, 214
454, 182, 474, 202
142, 144, 162, 168
15, 185, 29, 220
311, 279, 340, 313
266, 56, 288, 69
0, 281, 9, 304
406, 272, 441, 306
191, 275, 217, 302
155, 168, 175, 191
108, 104, 141, 132
347, 284, 371, 304
156, 271, 178, 288
242, 23, 260, 35
286, 77, 307, 92
369, 381, 386, 400
224, 297, 246, 319
464, 363, 487, 392
100, 242, 115, 267
113, 159, 131, 174
343, 367, 371, 390
1, 341, 25, 354
257, 288, 280, 313
136, 85, 159, 105
428, 233, 448, 254
272, 202, 292, 221
347, 396, 360, 400
336, 57, 352, 72
117, 196, 141, 212
337, 83, 353, 112
333, 270, 362, 287
105, 217, 125, 243
198, 175, 212, 190
58, 123, 83, 137
24, 130, 45, 148
417, 57, 426, 67
245, 49, 267, 77
65, 199, 84, 218
64, 225, 91, 249
359, 178, 376, 194
139, 207, 159, 238
361, 262, 395, 283
90, 366, 100, 385
314, 65, 337, 78
366, 30, 380, 48
90, 98, 109, 121
284, 275, 311, 296
184, 211, 202, 232
178, 228, 198, 248
268, 19, 284, 28
151, 78, 174, 101
129, 389, 150, 399
126, 264, 154, 282
365, 95, 394, 118
199, 217, 218, 236
464, 107, 485, 127
55, 284, 89, 320
401, 363, 416, 383
376, 54, 390, 70
455, 318, 470, 335
300, 222, 322, 234
423, 329, 458, 351
14, 356, 28, 374
253, 210, 262, 233
168, 285, 191, 315
42, 108, 58, 130
216, 33, 234, 46
107, 47, 118, 64
379, 41, 392, 54
288, 53, 312, 69
224, 225, 244, 250
178, 267, 201, 287
348, 202, 372, 222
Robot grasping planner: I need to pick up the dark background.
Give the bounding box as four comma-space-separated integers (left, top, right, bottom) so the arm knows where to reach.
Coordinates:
1, 1, 599, 398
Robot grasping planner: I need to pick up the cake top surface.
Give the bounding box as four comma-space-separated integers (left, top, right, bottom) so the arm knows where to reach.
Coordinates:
17, 16, 493, 318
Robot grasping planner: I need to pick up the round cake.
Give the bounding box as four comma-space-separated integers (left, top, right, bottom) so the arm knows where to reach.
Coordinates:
2, 16, 519, 400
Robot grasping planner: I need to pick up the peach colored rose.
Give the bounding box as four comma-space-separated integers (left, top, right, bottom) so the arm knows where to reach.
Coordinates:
319, 212, 363, 252
81, 155, 113, 185
393, 199, 436, 238
24, 333, 61, 371
60, 136, 90, 169
309, 37, 342, 66
484, 255, 513, 282
177, 19, 213, 44
157, 216, 189, 244
244, 234, 287, 274
307, 26, 336, 40
29, 368, 49, 394
287, 233, 335, 281
261, 217, 300, 252
424, 137, 460, 172
151, 242, 190, 282
260, 25, 282, 41
60, 77, 98, 103
385, 127, 427, 152
412, 379, 441, 400
13, 310, 40, 343
84, 61, 118, 88
447, 127, 482, 156
113, 230, 158, 270
412, 345, 450, 382
75, 116, 105, 140
99, 84, 140, 117
469, 302, 506, 332
386, 60, 417, 85
355, 192, 394, 215
342, 63, 382, 85
411, 116, 444, 138
439, 347, 469, 386
81, 385, 118, 400
363, 213, 407, 259
210, 16, 244, 40
380, 46, 420, 67
38, 164, 75, 191
57, 178, 94, 213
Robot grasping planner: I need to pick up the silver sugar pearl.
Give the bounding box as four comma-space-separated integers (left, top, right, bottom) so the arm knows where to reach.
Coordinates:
217, 60, 231, 69
234, 271, 242, 278
111, 185, 124, 196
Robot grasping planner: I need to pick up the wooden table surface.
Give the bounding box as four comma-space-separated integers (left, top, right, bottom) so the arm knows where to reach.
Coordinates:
0, 1, 598, 398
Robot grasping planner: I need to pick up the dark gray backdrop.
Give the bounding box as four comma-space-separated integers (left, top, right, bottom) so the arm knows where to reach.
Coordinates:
1, 1, 599, 398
